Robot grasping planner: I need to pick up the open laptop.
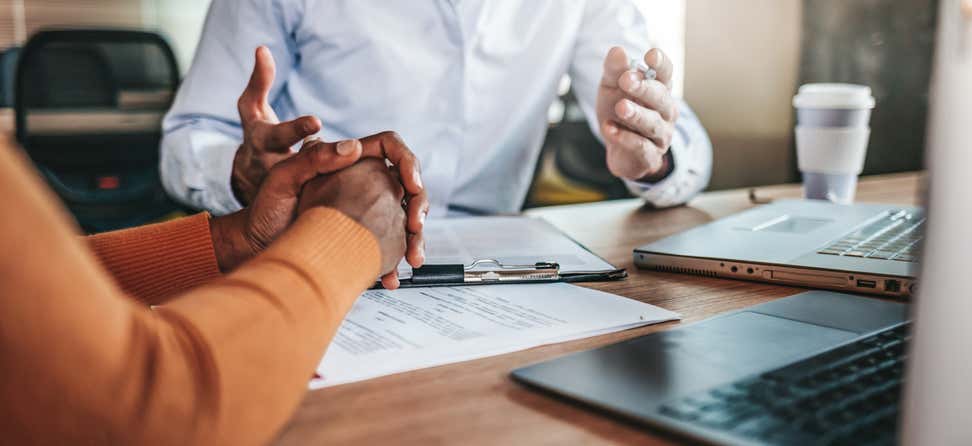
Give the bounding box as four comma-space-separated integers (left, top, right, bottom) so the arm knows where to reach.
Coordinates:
512, 1, 972, 444
633, 200, 921, 298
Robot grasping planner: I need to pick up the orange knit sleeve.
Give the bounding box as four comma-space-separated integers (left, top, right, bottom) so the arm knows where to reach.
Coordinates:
0, 138, 382, 445
86, 213, 223, 306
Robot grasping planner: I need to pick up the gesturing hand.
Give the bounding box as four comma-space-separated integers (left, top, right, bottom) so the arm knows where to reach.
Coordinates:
596, 46, 679, 182
232, 46, 322, 205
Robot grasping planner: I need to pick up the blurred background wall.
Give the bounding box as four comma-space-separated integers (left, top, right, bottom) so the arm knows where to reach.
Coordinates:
0, 0, 211, 71
684, 0, 803, 190
139, 0, 210, 71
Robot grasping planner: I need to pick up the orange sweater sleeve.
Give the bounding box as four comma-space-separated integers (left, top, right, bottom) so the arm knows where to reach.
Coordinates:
86, 213, 223, 305
0, 141, 381, 445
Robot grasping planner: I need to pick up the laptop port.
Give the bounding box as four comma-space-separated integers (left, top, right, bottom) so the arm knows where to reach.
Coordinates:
884, 280, 901, 293
856, 279, 877, 288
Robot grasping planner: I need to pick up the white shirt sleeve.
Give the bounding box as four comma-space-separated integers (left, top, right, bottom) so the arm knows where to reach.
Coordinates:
160, 0, 302, 215
568, 0, 713, 208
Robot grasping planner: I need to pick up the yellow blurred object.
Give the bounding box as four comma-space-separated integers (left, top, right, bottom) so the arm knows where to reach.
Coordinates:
156, 210, 189, 222
527, 151, 608, 206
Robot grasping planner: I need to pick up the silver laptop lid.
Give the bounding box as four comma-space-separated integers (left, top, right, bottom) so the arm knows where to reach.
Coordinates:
901, 0, 972, 444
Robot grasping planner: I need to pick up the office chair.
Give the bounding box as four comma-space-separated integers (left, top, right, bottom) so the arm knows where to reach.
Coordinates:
0, 47, 19, 107
15, 30, 181, 232
525, 89, 631, 208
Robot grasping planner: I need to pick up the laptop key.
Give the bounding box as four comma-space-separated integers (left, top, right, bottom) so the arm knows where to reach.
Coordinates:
695, 409, 738, 429
710, 385, 753, 402
881, 338, 903, 351
659, 403, 701, 421
765, 426, 819, 445
683, 393, 724, 409
868, 251, 896, 260
733, 414, 787, 439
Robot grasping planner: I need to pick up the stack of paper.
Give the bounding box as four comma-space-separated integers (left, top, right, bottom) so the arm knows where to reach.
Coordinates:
310, 283, 680, 389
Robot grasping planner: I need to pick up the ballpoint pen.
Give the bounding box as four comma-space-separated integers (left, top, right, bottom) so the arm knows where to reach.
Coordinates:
629, 57, 657, 81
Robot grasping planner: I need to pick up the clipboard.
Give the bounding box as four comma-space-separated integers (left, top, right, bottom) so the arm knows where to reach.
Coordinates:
387, 259, 627, 288
371, 216, 628, 289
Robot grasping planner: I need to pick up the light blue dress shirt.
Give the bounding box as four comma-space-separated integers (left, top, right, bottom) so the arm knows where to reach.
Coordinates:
161, 0, 713, 216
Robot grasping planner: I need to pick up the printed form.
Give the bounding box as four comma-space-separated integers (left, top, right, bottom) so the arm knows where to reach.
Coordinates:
311, 283, 679, 388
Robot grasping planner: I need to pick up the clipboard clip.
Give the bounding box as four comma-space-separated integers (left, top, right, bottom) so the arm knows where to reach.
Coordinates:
464, 259, 560, 283
411, 259, 561, 285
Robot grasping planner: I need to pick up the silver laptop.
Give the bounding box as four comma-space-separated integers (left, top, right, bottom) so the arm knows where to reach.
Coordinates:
634, 200, 922, 298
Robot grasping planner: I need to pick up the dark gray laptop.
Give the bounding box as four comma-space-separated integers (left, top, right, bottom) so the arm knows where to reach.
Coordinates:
512, 291, 908, 445
634, 200, 922, 298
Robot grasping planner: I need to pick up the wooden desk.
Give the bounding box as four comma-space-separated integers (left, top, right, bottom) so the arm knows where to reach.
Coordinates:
275, 172, 923, 446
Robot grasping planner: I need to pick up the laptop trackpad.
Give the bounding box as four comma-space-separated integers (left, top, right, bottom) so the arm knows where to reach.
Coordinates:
514, 312, 857, 413
662, 312, 857, 384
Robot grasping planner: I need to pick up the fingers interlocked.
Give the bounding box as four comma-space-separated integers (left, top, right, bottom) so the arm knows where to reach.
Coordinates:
360, 131, 429, 266
295, 133, 428, 290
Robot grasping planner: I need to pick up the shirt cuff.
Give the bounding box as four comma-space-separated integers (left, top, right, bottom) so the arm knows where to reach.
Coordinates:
206, 138, 245, 215
160, 126, 246, 216
631, 150, 676, 187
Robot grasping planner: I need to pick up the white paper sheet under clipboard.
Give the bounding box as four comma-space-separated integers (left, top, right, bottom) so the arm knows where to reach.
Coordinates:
391, 216, 625, 287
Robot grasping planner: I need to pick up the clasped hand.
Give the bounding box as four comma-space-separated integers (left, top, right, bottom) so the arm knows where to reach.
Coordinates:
212, 47, 428, 289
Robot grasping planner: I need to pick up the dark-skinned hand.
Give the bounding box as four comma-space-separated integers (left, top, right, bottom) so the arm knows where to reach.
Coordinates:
298, 158, 408, 281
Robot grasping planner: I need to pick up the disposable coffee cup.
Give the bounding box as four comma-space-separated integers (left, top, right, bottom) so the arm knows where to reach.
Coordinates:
793, 84, 875, 204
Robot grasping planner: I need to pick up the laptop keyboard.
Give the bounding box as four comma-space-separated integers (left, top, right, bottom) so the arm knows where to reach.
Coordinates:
817, 210, 924, 262
658, 323, 909, 446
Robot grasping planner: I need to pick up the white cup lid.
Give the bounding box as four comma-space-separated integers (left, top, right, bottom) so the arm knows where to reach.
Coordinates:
793, 83, 875, 110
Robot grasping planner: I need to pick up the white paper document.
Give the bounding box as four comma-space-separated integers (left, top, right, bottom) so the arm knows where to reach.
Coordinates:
397, 217, 616, 279
311, 283, 680, 389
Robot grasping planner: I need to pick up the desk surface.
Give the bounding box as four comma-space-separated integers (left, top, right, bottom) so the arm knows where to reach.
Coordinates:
275, 172, 923, 446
